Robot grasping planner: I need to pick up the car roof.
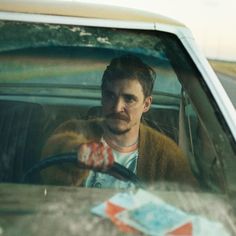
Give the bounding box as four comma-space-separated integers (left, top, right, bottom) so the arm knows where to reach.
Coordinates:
0, 0, 185, 27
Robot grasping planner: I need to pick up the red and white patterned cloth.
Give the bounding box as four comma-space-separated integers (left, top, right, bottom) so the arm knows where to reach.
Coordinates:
78, 142, 114, 170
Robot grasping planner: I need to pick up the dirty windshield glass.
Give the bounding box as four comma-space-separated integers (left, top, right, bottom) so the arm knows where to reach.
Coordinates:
0, 21, 181, 95
0, 21, 235, 195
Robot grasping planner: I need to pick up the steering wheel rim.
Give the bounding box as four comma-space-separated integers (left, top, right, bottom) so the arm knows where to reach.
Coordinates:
22, 152, 142, 187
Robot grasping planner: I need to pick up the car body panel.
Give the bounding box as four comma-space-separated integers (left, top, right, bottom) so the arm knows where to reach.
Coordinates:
0, 183, 236, 235
0, 1, 236, 235
0, 0, 184, 26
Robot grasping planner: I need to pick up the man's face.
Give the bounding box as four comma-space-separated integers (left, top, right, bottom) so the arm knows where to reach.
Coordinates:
102, 78, 152, 135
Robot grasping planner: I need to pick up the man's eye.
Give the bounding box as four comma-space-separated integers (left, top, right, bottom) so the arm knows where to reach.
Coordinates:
124, 95, 135, 103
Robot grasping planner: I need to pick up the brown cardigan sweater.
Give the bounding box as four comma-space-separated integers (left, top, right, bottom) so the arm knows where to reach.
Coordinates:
41, 119, 197, 186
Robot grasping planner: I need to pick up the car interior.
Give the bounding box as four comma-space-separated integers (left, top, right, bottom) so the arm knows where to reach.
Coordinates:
0, 21, 234, 194
0, 97, 180, 181
0, 85, 226, 193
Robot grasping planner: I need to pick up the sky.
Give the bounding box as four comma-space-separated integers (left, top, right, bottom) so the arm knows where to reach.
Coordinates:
82, 0, 236, 61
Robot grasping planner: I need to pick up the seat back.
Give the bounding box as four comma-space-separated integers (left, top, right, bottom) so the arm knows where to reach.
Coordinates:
0, 101, 46, 182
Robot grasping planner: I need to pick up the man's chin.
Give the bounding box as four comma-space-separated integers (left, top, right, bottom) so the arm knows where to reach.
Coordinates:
106, 123, 130, 135
107, 126, 130, 135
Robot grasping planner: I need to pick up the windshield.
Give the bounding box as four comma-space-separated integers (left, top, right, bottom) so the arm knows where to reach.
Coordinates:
0, 20, 235, 194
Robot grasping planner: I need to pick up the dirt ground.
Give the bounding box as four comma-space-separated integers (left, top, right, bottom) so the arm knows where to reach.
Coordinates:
209, 59, 236, 79
209, 59, 236, 107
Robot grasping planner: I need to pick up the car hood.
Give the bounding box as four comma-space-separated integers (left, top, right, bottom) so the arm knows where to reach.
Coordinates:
0, 183, 236, 235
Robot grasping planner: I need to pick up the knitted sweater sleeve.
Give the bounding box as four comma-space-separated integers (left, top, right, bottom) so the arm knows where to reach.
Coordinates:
138, 124, 198, 187
40, 119, 102, 186
161, 135, 198, 186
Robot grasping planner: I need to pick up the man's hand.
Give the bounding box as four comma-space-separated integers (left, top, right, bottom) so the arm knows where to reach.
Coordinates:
78, 142, 114, 170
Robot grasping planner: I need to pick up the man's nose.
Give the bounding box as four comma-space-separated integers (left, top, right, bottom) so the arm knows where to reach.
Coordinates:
113, 98, 125, 112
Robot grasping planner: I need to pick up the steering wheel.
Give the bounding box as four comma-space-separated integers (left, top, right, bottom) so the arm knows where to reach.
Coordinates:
22, 152, 143, 187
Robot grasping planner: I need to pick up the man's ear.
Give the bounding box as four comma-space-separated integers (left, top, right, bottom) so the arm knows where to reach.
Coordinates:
143, 96, 152, 113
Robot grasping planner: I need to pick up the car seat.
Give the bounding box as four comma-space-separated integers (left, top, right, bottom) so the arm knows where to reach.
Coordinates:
0, 101, 46, 182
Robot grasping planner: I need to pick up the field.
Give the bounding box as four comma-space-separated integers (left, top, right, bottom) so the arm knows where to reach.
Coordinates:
208, 59, 236, 106
209, 59, 236, 78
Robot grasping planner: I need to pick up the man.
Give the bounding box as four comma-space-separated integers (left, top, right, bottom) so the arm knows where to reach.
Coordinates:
41, 54, 197, 187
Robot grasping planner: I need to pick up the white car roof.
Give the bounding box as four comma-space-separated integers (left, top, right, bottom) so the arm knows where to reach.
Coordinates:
0, 0, 185, 27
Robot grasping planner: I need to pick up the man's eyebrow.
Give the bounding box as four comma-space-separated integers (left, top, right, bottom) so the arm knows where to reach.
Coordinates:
123, 93, 138, 100
103, 88, 138, 100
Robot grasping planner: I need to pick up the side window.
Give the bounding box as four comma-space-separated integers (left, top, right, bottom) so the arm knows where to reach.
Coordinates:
182, 92, 226, 192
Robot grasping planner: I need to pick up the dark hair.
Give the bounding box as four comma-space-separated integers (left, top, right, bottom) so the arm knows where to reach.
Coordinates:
101, 54, 156, 98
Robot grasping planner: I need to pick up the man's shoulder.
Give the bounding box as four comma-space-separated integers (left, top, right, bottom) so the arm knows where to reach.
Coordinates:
54, 118, 104, 138
140, 123, 178, 146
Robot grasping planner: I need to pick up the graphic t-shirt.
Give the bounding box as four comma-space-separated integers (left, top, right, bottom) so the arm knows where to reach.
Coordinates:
85, 137, 138, 188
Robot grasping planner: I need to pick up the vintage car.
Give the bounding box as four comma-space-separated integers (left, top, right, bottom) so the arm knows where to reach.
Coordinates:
0, 0, 235, 235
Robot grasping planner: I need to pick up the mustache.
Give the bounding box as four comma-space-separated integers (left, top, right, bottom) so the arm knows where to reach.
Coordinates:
105, 113, 130, 122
